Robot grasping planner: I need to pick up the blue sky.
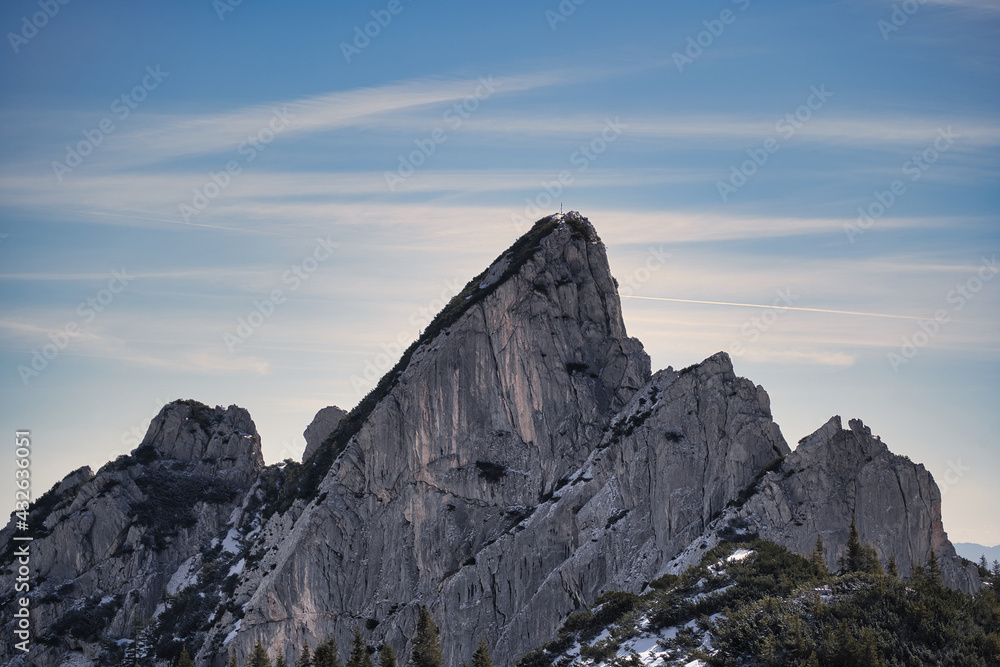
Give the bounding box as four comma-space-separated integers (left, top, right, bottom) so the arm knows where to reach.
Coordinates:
1, 0, 997, 545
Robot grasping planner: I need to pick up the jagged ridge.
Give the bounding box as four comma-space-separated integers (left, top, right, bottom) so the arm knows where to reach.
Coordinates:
0, 212, 981, 667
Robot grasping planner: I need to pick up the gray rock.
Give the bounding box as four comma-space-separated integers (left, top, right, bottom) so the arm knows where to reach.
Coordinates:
733, 415, 980, 592
0, 213, 979, 667
302, 406, 347, 462
450, 354, 790, 663
137, 400, 264, 487
0, 401, 263, 667
200, 213, 653, 665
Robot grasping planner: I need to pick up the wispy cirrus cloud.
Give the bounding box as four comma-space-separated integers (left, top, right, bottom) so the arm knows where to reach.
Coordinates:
442, 115, 1000, 147
11, 70, 591, 170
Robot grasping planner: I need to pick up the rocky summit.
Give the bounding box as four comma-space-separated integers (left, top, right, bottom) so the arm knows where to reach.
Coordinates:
0, 213, 981, 667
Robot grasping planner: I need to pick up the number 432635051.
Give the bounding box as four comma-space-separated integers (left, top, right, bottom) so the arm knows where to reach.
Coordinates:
14, 430, 31, 521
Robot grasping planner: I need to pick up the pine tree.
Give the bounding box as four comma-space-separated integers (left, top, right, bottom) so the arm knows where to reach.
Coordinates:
926, 548, 942, 585
347, 627, 373, 667
378, 644, 396, 667
230, 649, 240, 667
833, 618, 859, 664
249, 641, 273, 667
864, 544, 883, 575
177, 646, 195, 667
314, 637, 343, 667
411, 606, 443, 667
276, 653, 288, 667
993, 559, 1000, 579
887, 554, 899, 578
809, 535, 828, 576
840, 519, 865, 574
858, 627, 884, 667
296, 643, 313, 667
910, 562, 927, 586
471, 640, 493, 667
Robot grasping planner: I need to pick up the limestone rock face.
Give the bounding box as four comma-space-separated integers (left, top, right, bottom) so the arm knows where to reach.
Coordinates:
439, 354, 790, 662
0, 213, 980, 667
302, 406, 348, 462
205, 213, 653, 664
0, 401, 263, 667
138, 400, 264, 487
733, 416, 980, 592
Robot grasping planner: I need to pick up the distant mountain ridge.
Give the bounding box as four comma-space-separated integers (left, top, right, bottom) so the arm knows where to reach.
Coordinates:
955, 542, 1000, 564
0, 212, 980, 667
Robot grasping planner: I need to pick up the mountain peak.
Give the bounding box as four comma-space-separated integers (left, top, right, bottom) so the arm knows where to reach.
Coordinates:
285, 212, 647, 503
0, 213, 980, 667
740, 415, 978, 591
136, 399, 263, 485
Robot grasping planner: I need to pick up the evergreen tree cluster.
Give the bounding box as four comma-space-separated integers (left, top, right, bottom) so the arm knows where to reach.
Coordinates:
517, 526, 1000, 667
192, 608, 494, 667
836, 520, 884, 576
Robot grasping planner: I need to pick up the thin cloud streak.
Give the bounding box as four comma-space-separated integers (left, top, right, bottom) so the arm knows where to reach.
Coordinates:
621, 295, 964, 322
59, 70, 585, 167
0, 268, 268, 281
456, 115, 1000, 147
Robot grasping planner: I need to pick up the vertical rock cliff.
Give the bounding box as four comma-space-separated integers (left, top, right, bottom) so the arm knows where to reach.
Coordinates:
0, 212, 980, 667
202, 213, 653, 664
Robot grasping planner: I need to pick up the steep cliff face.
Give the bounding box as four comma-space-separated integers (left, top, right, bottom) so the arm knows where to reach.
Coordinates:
0, 401, 263, 667
203, 213, 653, 664
1, 212, 980, 667
732, 416, 979, 592
439, 353, 789, 662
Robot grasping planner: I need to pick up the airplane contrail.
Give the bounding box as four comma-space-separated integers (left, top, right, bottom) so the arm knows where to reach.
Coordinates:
620, 295, 934, 321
